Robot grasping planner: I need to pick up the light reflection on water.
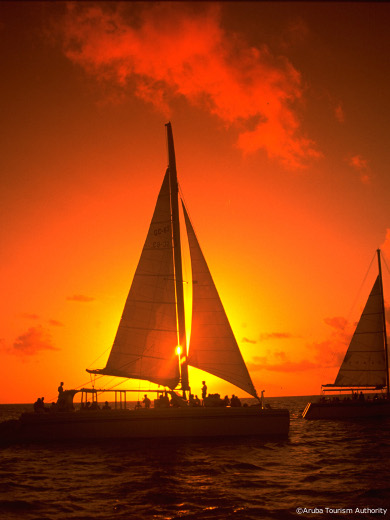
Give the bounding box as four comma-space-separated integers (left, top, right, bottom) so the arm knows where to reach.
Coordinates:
0, 396, 389, 520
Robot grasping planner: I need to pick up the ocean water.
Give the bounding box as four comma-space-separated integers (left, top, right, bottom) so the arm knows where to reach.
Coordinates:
0, 396, 389, 520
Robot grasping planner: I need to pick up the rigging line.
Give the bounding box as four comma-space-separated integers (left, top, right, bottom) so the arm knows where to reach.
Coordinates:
317, 252, 376, 386
46, 375, 107, 402
179, 184, 194, 230
177, 183, 192, 297
381, 251, 390, 276
75, 377, 104, 391
345, 251, 376, 325
94, 375, 121, 391
179, 190, 210, 267
86, 344, 112, 370
95, 378, 130, 397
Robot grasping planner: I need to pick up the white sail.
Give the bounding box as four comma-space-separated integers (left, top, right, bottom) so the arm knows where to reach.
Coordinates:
87, 123, 261, 398
92, 171, 180, 389
334, 276, 387, 387
182, 203, 257, 397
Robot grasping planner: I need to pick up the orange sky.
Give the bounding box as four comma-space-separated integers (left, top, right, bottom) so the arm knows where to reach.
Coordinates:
1, 2, 390, 403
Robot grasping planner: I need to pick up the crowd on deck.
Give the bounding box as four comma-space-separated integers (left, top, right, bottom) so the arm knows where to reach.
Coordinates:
319, 391, 387, 403
33, 380, 249, 413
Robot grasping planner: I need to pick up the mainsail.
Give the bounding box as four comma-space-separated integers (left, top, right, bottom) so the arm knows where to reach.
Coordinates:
88, 123, 259, 398
88, 170, 180, 389
333, 275, 388, 388
183, 203, 257, 398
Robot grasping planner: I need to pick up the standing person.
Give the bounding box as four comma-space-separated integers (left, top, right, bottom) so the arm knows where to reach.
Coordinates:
57, 382, 64, 398
57, 382, 65, 409
201, 381, 207, 405
142, 394, 151, 409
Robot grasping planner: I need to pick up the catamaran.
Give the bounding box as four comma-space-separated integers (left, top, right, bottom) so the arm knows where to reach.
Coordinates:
303, 249, 390, 420
1, 123, 289, 442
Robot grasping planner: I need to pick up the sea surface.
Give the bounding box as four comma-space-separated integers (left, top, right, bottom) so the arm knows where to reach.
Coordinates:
0, 396, 389, 520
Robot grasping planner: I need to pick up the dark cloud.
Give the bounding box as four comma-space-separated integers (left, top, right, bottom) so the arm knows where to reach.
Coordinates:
248, 357, 319, 373
21, 313, 40, 320
248, 325, 348, 373
242, 337, 257, 344
242, 331, 295, 346
11, 326, 58, 356
48, 319, 64, 327
324, 316, 347, 331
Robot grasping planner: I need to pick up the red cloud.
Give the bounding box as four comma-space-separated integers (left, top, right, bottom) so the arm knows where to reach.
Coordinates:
242, 337, 257, 344
57, 3, 321, 169
248, 357, 318, 373
334, 103, 345, 123
248, 339, 345, 373
21, 313, 40, 320
348, 154, 371, 184
12, 326, 58, 356
324, 316, 347, 331
349, 154, 368, 170
48, 319, 64, 327
248, 321, 349, 373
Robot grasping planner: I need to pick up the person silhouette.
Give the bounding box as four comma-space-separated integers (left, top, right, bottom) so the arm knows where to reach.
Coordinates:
201, 381, 207, 405
142, 394, 151, 408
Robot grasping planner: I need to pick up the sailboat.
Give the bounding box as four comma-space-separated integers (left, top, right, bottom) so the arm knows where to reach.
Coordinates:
303, 249, 390, 420
0, 123, 289, 442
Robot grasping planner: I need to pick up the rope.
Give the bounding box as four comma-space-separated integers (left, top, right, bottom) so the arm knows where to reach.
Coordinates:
86, 345, 112, 370
381, 250, 390, 276
344, 252, 376, 324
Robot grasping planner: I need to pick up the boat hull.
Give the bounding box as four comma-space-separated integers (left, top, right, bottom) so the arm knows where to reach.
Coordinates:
1, 407, 289, 443
303, 399, 390, 420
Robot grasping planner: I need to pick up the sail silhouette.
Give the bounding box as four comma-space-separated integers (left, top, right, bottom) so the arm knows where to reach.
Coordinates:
0, 123, 290, 442
183, 203, 257, 396
333, 276, 388, 388
88, 122, 257, 398
303, 250, 390, 420
94, 170, 180, 389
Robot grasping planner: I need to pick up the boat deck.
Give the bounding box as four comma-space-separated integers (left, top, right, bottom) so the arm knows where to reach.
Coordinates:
303, 399, 390, 420
1, 406, 290, 442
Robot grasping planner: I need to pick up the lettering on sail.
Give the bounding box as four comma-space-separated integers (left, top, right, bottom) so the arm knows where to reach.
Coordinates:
152, 225, 171, 248
153, 226, 170, 236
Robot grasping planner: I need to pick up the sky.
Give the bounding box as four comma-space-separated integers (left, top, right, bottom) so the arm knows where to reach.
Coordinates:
1, 1, 390, 403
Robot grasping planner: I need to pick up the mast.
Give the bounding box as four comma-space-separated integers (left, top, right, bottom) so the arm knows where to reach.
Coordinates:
377, 249, 390, 398
166, 122, 189, 393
